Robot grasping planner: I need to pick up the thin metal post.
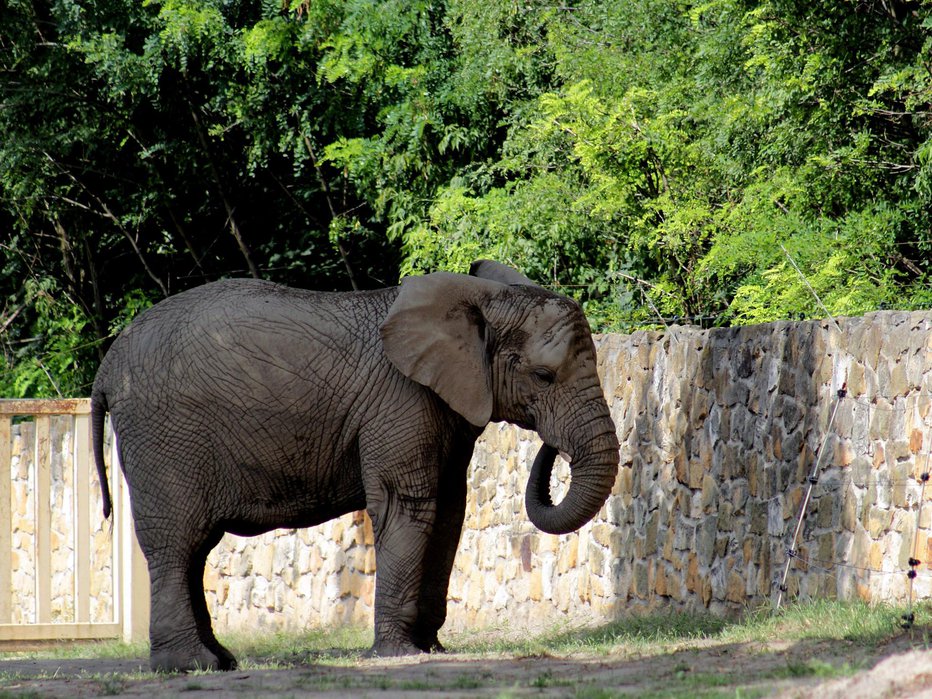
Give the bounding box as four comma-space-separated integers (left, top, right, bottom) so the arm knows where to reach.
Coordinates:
776, 386, 846, 610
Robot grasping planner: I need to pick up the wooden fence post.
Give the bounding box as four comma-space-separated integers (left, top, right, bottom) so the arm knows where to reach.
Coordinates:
74, 412, 91, 624
0, 414, 11, 625
35, 415, 51, 625
112, 435, 150, 643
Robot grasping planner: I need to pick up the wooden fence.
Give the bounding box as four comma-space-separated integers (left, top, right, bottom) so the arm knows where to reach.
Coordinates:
0, 399, 148, 645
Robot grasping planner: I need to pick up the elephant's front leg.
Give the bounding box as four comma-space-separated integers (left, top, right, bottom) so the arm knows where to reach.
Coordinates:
364, 478, 438, 657
411, 452, 471, 652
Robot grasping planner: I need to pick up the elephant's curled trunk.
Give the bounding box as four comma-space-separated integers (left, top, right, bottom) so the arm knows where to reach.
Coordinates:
524, 427, 619, 535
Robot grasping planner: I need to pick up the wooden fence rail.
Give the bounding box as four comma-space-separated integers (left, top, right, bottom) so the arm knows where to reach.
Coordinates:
0, 399, 148, 645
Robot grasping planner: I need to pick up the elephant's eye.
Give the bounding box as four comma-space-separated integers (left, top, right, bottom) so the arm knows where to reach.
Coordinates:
532, 368, 555, 385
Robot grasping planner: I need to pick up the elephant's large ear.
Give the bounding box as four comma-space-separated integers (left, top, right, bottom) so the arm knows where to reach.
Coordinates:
380, 272, 503, 427
469, 259, 536, 286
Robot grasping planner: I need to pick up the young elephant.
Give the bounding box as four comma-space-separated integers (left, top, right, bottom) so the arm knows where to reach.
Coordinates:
91, 260, 620, 672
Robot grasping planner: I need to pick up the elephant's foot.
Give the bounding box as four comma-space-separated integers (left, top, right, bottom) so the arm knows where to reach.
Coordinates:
150, 642, 238, 673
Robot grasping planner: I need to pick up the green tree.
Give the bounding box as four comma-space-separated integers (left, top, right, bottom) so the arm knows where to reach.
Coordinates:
1, 0, 403, 396
3, 0, 930, 397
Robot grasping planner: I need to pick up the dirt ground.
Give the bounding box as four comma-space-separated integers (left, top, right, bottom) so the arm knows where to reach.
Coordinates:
1, 632, 930, 698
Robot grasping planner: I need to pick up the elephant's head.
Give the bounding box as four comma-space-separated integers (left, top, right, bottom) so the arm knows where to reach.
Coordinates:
379, 260, 620, 535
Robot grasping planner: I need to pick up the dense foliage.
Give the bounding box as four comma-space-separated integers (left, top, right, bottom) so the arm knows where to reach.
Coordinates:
2, 0, 930, 397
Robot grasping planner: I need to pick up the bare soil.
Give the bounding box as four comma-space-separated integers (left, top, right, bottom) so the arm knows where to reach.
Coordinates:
1, 630, 931, 699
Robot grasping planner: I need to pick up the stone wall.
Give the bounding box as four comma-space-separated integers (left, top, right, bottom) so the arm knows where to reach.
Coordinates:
6, 311, 931, 636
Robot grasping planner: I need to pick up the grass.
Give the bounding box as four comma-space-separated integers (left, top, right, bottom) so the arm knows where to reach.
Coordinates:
0, 600, 928, 697
672, 599, 908, 647
0, 638, 149, 662
448, 598, 928, 659
1, 600, 921, 666
220, 625, 372, 668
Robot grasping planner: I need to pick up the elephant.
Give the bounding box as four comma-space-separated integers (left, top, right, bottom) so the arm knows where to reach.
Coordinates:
90, 260, 620, 672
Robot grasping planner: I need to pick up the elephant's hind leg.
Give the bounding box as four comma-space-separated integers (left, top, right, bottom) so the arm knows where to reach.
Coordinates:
135, 521, 235, 672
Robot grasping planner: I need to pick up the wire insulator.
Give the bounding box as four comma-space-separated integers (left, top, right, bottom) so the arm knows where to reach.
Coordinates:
837, 387, 847, 399
808, 476, 819, 484
921, 473, 930, 483
908, 558, 921, 568
907, 570, 917, 579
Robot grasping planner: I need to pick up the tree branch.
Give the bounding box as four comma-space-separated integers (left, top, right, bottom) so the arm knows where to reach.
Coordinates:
1, 305, 24, 335
43, 152, 169, 297
188, 102, 260, 279
167, 208, 207, 278
304, 136, 360, 291
82, 237, 109, 360
51, 212, 77, 291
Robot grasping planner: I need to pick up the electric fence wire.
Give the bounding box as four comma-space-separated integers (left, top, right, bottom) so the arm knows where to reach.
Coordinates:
807, 475, 930, 490
843, 392, 932, 412
691, 387, 932, 471
637, 284, 680, 345
781, 549, 916, 579
786, 536, 932, 579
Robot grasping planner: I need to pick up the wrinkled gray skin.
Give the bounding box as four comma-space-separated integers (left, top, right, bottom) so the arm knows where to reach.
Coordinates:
91, 260, 619, 672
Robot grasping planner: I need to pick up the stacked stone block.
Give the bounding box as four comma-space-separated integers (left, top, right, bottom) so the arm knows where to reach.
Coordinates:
203, 511, 376, 631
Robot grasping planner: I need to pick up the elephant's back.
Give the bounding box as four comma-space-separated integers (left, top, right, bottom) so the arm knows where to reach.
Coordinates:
95, 279, 399, 411
122, 279, 394, 331
112, 278, 396, 350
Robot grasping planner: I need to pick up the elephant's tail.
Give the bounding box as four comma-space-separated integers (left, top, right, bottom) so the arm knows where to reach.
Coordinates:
91, 389, 113, 519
